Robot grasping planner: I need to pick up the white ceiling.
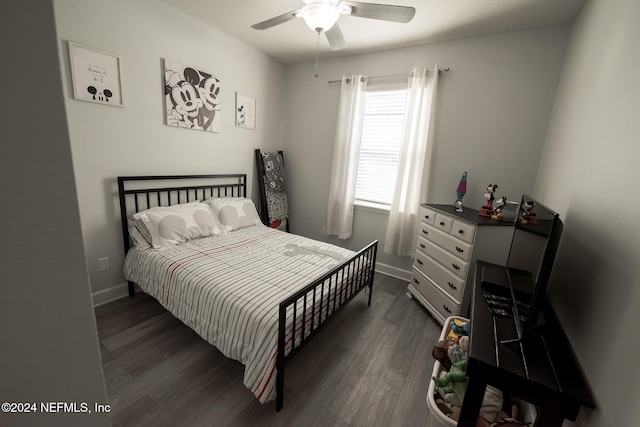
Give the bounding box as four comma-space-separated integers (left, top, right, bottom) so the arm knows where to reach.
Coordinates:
163, 0, 586, 64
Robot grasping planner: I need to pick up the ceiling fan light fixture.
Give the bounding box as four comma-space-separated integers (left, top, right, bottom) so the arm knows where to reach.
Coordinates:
299, 3, 340, 32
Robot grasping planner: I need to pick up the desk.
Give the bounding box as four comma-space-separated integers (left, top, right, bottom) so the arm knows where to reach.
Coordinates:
458, 261, 595, 427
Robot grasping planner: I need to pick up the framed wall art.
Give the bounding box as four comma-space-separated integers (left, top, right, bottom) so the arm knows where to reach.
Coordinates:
68, 41, 123, 107
163, 59, 221, 133
235, 93, 256, 129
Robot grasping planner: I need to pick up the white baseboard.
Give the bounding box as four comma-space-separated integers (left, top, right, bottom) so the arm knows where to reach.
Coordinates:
375, 262, 411, 282
92, 282, 137, 307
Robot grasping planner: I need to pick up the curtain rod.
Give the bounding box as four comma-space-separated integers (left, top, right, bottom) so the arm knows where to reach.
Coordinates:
327, 67, 450, 84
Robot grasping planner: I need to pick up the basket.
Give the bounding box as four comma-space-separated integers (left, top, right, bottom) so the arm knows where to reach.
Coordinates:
426, 316, 536, 426
426, 316, 468, 427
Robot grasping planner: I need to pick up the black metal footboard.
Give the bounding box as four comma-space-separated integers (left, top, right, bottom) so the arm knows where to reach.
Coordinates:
275, 240, 378, 411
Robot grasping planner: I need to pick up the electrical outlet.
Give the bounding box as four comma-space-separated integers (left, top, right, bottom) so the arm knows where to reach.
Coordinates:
98, 257, 110, 271
322, 226, 327, 235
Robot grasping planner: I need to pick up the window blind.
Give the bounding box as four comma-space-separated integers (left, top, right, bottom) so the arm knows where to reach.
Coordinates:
354, 88, 407, 206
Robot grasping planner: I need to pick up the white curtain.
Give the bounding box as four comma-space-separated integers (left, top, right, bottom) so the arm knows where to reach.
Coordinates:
326, 75, 368, 239
384, 65, 440, 256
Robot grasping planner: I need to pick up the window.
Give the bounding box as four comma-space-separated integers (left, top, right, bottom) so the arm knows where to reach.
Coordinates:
354, 85, 407, 208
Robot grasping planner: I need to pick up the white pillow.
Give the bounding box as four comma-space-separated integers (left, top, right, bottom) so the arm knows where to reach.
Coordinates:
203, 197, 263, 231
132, 202, 226, 248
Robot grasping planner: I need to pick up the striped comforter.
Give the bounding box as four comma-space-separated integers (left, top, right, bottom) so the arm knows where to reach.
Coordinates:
124, 225, 357, 403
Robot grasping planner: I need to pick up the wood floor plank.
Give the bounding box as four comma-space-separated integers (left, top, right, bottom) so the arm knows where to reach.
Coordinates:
266, 345, 358, 427
310, 408, 351, 427
384, 296, 429, 377
338, 288, 400, 354
389, 299, 443, 427
120, 324, 202, 378
101, 311, 176, 352
186, 377, 257, 427
110, 395, 161, 427
349, 363, 405, 427
104, 364, 133, 392
108, 339, 214, 411
140, 359, 244, 427
96, 293, 167, 340
96, 274, 443, 426
323, 321, 399, 423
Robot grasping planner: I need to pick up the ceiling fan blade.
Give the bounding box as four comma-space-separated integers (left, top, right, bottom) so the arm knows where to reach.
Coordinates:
325, 24, 346, 50
341, 1, 415, 23
251, 10, 300, 30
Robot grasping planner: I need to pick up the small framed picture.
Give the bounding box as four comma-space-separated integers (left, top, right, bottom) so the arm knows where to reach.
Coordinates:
235, 92, 256, 129
69, 41, 123, 107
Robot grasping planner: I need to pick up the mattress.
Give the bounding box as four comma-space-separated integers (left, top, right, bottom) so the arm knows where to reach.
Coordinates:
124, 225, 358, 403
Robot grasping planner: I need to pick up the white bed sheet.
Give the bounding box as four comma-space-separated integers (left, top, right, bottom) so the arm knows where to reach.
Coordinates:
124, 225, 358, 403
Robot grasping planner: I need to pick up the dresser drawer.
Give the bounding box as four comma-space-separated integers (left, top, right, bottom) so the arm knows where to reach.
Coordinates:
434, 213, 454, 234
419, 227, 472, 262
415, 239, 469, 279
416, 224, 432, 240
420, 206, 437, 226
452, 219, 476, 245
412, 248, 465, 302
410, 268, 460, 319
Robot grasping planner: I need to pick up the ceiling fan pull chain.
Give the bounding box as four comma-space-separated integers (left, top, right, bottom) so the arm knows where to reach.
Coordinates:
314, 30, 321, 78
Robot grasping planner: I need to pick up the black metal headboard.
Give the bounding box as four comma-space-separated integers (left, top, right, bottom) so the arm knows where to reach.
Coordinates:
117, 174, 247, 294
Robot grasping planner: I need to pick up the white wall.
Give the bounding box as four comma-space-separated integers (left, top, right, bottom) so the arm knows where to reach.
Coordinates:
283, 26, 570, 274
18, 1, 634, 424
1, 2, 109, 426
53, 0, 286, 302
534, 0, 640, 425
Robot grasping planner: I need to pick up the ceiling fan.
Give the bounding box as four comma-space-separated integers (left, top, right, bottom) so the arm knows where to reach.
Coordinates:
251, 0, 416, 51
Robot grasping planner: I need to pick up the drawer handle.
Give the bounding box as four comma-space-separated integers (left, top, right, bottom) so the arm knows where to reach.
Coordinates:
448, 282, 457, 290
458, 229, 464, 234
417, 259, 424, 265
413, 277, 420, 284
422, 229, 428, 235
424, 215, 430, 219
420, 243, 426, 249
452, 263, 460, 270
443, 304, 452, 314
439, 221, 445, 226
455, 246, 463, 253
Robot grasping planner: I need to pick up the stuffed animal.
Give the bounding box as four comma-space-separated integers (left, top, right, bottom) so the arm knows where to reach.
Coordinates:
433, 339, 453, 371
448, 343, 466, 365
450, 319, 469, 336
433, 356, 468, 403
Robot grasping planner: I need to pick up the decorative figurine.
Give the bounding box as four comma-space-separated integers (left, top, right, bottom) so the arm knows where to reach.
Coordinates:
519, 200, 537, 224
479, 184, 498, 217
454, 172, 467, 212
491, 196, 507, 220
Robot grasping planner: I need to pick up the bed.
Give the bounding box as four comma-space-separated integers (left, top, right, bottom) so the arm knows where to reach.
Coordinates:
117, 174, 378, 411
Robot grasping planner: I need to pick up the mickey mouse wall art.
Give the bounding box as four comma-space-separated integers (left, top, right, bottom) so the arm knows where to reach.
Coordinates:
163, 58, 221, 133
68, 41, 123, 107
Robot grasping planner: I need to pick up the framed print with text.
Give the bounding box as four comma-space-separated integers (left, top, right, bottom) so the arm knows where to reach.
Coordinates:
69, 41, 123, 107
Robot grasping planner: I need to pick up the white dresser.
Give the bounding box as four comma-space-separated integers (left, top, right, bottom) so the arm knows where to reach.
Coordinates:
407, 204, 514, 325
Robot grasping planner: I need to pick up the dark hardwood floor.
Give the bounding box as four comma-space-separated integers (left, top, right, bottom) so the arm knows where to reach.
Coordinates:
94, 274, 442, 426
